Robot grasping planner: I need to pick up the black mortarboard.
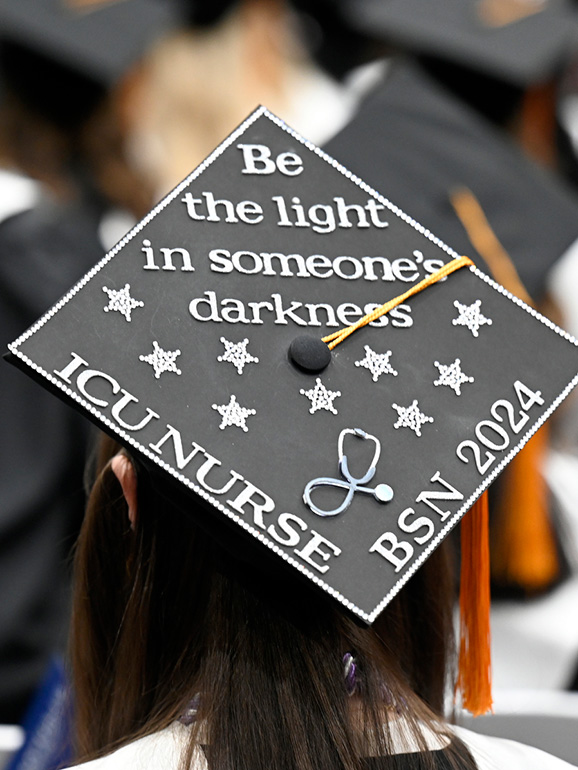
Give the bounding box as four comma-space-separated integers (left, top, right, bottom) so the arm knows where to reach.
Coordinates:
7, 107, 578, 628
342, 0, 578, 87
0, 0, 180, 86
325, 60, 578, 303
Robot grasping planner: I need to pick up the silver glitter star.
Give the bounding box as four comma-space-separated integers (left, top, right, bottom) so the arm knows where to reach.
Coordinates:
217, 337, 259, 375
355, 345, 398, 382
434, 358, 474, 396
102, 283, 144, 322
300, 378, 341, 415
392, 400, 434, 437
452, 299, 492, 337
212, 394, 256, 432
139, 340, 182, 379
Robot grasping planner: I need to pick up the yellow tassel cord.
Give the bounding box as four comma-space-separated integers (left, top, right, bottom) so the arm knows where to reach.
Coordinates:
322, 256, 474, 349
451, 187, 559, 592
457, 491, 493, 716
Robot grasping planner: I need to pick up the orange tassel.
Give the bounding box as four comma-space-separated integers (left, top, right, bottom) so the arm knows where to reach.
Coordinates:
450, 187, 533, 307
491, 426, 559, 591
517, 83, 558, 169
450, 188, 560, 594
457, 491, 493, 716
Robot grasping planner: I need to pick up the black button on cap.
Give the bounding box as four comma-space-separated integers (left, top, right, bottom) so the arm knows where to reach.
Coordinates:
289, 335, 331, 373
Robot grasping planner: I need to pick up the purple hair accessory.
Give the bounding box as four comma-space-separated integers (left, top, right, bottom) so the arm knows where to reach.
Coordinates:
342, 653, 403, 711
179, 693, 201, 725
343, 652, 357, 696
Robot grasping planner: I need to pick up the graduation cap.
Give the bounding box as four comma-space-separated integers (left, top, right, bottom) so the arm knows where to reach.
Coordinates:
341, 0, 578, 87
0, 0, 180, 86
7, 107, 578, 712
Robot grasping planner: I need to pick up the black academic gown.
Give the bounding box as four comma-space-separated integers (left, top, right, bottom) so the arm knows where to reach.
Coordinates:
324, 59, 578, 302
0, 194, 104, 723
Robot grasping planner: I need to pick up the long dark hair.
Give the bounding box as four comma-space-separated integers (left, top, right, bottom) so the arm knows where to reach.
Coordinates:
71, 435, 476, 769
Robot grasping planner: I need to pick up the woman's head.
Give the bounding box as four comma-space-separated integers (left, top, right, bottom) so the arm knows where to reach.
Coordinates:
70, 433, 467, 769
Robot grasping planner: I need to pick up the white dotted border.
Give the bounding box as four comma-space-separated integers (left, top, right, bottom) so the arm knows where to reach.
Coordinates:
8, 106, 578, 624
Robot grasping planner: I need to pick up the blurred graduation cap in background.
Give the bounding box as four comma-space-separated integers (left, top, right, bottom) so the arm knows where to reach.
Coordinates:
0, 0, 180, 87
337, 0, 578, 172
0, 0, 182, 133
341, 0, 578, 87
7, 107, 578, 711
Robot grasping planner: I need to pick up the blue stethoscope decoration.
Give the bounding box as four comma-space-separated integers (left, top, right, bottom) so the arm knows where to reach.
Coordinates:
303, 428, 394, 517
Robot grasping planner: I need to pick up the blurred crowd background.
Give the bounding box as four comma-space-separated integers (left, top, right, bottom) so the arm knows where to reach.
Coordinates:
2, 0, 578, 766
